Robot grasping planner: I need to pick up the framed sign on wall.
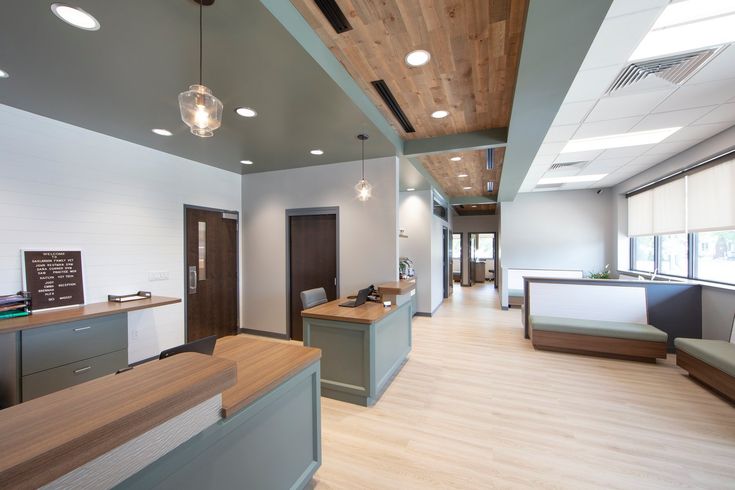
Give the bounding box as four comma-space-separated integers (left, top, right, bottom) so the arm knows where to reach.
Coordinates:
21, 250, 85, 311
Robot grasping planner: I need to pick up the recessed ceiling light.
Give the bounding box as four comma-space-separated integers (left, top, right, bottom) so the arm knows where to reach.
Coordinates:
152, 128, 172, 136
310, 149, 324, 155
431, 110, 449, 119
51, 3, 100, 31
405, 50, 431, 67
560, 127, 680, 153
631, 1, 735, 60
0, 69, 8, 79
472, 205, 478, 208
240, 160, 253, 165
463, 186, 472, 190
235, 107, 257, 118
406, 188, 416, 191
458, 173, 468, 178
450, 156, 462, 162
537, 174, 608, 185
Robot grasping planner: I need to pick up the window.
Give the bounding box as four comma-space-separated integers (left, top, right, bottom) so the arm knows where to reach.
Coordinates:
694, 230, 735, 284
476, 233, 495, 260
632, 236, 655, 272
658, 234, 688, 277
452, 233, 461, 258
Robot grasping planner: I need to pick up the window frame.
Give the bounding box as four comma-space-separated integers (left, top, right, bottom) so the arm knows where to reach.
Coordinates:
629, 230, 735, 286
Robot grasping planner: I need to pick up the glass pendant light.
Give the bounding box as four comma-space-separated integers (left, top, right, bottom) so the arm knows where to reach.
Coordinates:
355, 134, 372, 202
178, 0, 222, 138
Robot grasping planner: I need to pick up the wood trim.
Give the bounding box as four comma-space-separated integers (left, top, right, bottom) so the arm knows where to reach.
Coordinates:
301, 298, 397, 324
0, 296, 181, 334
377, 279, 416, 295
531, 330, 667, 361
676, 349, 735, 402
214, 336, 321, 417
0, 352, 236, 489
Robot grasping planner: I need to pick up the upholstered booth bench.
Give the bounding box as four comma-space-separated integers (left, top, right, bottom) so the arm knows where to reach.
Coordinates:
675, 337, 735, 402
530, 315, 668, 362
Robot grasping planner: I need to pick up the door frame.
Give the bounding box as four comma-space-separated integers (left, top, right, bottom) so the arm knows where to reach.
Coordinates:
452, 231, 464, 284
468, 231, 497, 283
183, 204, 240, 342
285, 207, 340, 340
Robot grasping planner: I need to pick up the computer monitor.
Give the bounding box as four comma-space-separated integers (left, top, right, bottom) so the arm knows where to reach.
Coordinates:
159, 335, 217, 360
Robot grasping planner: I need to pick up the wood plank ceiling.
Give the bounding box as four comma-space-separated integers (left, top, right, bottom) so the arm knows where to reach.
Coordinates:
291, 0, 528, 197
422, 147, 503, 198
453, 203, 497, 216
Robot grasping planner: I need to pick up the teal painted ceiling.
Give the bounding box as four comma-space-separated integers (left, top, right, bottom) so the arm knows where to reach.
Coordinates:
0, 0, 396, 174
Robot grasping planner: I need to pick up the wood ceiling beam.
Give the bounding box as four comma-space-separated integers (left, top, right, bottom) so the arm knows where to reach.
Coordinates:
402, 129, 508, 158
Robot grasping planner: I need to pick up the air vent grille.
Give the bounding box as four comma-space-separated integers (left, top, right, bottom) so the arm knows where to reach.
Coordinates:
314, 0, 352, 34
549, 161, 587, 171
371, 80, 416, 133
606, 47, 722, 95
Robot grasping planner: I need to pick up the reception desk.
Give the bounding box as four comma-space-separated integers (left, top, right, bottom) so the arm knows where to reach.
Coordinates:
0, 336, 321, 489
302, 298, 412, 406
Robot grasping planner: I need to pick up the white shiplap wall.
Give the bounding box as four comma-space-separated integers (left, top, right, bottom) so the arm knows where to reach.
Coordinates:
0, 105, 241, 362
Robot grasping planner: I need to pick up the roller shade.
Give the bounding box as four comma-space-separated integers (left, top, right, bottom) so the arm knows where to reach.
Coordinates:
652, 178, 686, 234
688, 158, 735, 232
627, 191, 653, 237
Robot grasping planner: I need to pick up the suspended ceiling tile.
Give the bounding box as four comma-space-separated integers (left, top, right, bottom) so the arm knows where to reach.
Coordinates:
692, 103, 735, 126
574, 116, 643, 138
598, 144, 656, 159
543, 124, 580, 143
654, 79, 735, 112
670, 122, 731, 142
632, 107, 717, 131
554, 150, 603, 163
686, 46, 735, 85
552, 100, 596, 126
580, 9, 659, 70
585, 89, 673, 122
564, 64, 621, 103
605, 0, 668, 18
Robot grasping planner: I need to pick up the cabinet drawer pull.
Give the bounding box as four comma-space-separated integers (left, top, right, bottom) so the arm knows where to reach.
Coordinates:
74, 366, 92, 374
73, 326, 92, 332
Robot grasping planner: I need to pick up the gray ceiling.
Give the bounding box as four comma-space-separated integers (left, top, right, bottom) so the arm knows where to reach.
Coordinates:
0, 0, 396, 174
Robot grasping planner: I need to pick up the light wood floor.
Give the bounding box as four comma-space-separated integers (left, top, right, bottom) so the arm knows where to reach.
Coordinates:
310, 282, 735, 489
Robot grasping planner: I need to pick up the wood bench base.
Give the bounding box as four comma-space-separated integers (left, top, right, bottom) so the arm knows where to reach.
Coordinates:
676, 350, 735, 402
531, 330, 667, 362
508, 296, 524, 307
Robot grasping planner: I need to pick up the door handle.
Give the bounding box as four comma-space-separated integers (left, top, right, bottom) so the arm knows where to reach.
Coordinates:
188, 266, 198, 294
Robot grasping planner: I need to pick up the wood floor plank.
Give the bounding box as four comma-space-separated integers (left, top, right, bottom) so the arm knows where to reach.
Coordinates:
306, 283, 735, 489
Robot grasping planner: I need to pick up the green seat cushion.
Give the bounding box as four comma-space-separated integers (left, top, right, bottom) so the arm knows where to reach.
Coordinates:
675, 338, 735, 378
530, 315, 668, 343
508, 288, 524, 298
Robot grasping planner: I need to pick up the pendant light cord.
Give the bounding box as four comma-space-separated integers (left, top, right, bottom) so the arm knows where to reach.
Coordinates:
361, 138, 365, 180
199, 1, 203, 86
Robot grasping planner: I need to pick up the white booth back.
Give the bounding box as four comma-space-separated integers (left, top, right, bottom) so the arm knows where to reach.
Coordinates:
528, 282, 648, 324
507, 269, 583, 291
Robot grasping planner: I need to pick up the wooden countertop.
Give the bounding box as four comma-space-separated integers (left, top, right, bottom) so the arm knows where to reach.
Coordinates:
378, 279, 416, 295
214, 336, 321, 418
0, 352, 236, 489
301, 298, 397, 324
0, 296, 181, 334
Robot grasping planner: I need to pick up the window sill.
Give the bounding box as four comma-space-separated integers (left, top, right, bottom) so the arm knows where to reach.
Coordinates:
616, 270, 735, 292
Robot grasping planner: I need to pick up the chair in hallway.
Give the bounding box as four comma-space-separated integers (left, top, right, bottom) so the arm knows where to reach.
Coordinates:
301, 287, 328, 310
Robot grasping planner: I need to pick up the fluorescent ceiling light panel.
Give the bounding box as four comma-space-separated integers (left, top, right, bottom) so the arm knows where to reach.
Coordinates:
652, 0, 735, 29
560, 127, 680, 153
537, 174, 607, 185
631, 6, 735, 60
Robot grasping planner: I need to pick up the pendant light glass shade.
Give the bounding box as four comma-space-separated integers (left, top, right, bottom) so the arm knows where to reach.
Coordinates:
355, 134, 372, 201
178, 84, 222, 138
355, 178, 372, 201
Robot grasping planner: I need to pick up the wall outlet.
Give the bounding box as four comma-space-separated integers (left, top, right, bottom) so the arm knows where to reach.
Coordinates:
148, 271, 169, 281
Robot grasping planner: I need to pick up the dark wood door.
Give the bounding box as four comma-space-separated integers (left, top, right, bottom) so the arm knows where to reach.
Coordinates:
186, 207, 238, 342
289, 214, 337, 341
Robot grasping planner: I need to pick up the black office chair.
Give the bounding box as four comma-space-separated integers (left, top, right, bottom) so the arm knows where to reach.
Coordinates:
300, 288, 328, 309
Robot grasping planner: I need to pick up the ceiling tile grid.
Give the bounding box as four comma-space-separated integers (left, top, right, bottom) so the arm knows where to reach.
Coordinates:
520, 0, 735, 193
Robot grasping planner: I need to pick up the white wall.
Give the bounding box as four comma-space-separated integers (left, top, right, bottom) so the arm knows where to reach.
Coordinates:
399, 191, 432, 313
0, 105, 242, 362
499, 189, 614, 304
613, 126, 735, 340
242, 157, 399, 335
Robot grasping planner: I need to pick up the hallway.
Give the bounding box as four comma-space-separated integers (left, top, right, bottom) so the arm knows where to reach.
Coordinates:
312, 283, 735, 489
